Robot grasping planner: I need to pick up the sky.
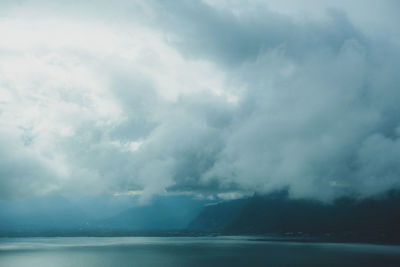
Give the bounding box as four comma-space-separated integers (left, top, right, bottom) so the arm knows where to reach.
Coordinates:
0, 0, 400, 202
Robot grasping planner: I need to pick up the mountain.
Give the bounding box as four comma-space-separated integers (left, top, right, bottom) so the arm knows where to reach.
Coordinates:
0, 194, 209, 235
188, 190, 400, 242
95, 195, 207, 231
187, 198, 248, 232
0, 195, 88, 232
3, 190, 400, 242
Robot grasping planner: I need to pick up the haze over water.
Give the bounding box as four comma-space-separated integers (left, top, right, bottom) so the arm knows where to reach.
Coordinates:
1, 237, 400, 267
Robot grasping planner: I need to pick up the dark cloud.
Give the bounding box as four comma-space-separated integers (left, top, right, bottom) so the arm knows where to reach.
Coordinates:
152, 1, 365, 68
0, 0, 399, 201
147, 0, 400, 199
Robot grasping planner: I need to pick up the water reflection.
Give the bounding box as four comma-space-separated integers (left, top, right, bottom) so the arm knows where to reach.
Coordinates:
1, 237, 400, 267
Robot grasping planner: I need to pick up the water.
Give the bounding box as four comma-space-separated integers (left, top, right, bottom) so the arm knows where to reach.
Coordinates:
1, 236, 400, 267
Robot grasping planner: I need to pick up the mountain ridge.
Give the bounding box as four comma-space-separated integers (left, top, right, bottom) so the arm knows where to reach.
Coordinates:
187, 190, 400, 243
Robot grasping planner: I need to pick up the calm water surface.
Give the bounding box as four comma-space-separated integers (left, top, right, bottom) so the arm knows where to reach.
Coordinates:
1, 236, 400, 267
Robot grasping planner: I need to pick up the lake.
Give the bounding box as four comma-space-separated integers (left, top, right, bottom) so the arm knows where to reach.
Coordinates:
1, 236, 400, 266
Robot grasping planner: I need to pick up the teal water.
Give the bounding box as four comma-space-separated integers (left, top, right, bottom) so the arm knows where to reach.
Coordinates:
1, 236, 400, 266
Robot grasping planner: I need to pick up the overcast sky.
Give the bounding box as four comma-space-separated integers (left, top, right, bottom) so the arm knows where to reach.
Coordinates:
1, 0, 400, 202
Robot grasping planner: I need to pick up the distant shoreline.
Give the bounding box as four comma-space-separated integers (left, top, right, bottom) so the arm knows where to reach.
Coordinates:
1, 231, 400, 246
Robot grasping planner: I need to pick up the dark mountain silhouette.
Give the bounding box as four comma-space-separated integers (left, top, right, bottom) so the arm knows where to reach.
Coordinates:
2, 190, 400, 242
188, 190, 400, 243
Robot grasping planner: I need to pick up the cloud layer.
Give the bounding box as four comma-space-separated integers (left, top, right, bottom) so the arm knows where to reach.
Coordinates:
1, 0, 400, 201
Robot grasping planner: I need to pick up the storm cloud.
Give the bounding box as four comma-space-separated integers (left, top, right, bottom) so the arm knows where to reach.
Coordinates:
0, 0, 399, 201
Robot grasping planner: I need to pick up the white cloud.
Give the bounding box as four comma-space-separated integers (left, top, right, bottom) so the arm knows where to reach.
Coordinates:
0, 0, 399, 201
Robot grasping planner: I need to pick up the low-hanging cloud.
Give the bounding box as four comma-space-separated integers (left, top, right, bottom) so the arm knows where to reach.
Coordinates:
0, 0, 399, 201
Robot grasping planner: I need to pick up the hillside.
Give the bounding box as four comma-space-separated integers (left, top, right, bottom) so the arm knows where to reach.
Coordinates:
188, 190, 400, 243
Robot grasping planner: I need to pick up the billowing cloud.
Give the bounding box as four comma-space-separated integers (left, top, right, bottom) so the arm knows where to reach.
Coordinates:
0, 0, 399, 201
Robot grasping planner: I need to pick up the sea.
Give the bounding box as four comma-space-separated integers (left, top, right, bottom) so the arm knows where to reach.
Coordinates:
1, 236, 400, 266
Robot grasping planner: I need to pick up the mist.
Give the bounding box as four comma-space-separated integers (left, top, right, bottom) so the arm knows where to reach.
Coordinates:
0, 0, 400, 204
